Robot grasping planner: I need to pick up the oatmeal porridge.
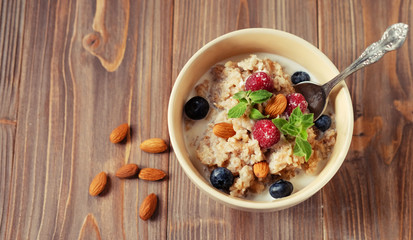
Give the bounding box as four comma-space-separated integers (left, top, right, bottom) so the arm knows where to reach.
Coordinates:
183, 54, 336, 200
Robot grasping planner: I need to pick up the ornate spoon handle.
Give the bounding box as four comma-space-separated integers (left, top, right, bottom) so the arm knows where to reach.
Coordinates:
323, 23, 409, 94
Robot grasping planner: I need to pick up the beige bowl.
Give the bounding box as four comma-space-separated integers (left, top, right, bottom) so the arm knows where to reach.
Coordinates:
168, 28, 353, 211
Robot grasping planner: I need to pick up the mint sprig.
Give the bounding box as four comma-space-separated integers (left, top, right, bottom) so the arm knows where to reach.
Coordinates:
227, 100, 248, 118
249, 90, 273, 103
249, 108, 268, 120
228, 90, 272, 119
272, 107, 314, 161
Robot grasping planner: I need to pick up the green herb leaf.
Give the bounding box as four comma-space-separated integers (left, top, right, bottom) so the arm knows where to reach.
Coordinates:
272, 106, 314, 161
301, 113, 315, 129
289, 107, 303, 125
249, 90, 272, 104
281, 124, 300, 136
233, 91, 248, 100
228, 90, 272, 119
299, 128, 308, 140
272, 118, 288, 131
228, 102, 248, 118
249, 108, 268, 120
294, 137, 312, 161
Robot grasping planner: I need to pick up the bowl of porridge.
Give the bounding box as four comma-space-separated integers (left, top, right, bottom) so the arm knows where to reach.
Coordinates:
168, 28, 353, 211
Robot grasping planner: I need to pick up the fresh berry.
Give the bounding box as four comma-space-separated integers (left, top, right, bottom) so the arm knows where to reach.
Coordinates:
210, 167, 234, 191
291, 71, 310, 84
184, 96, 209, 120
245, 72, 274, 92
315, 115, 332, 131
269, 179, 293, 199
252, 119, 280, 148
284, 93, 308, 117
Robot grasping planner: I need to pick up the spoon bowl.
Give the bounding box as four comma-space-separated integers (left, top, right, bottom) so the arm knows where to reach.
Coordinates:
294, 81, 326, 120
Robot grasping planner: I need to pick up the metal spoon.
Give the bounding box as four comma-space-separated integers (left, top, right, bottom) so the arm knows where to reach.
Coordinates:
294, 23, 409, 120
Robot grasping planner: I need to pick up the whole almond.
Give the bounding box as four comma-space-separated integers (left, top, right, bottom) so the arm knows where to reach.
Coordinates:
89, 172, 107, 196
110, 123, 129, 143
138, 168, 167, 181
139, 193, 158, 221
140, 138, 168, 153
213, 122, 236, 139
265, 94, 287, 118
253, 161, 269, 178
115, 163, 139, 178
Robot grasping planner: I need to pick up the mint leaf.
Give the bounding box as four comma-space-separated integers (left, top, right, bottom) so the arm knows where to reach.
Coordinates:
272, 106, 314, 160
294, 137, 312, 161
281, 124, 300, 136
233, 91, 248, 100
229, 90, 271, 119
272, 118, 288, 130
249, 108, 268, 120
301, 113, 314, 129
299, 128, 308, 140
249, 90, 272, 104
289, 107, 303, 125
228, 102, 248, 118
293, 142, 305, 158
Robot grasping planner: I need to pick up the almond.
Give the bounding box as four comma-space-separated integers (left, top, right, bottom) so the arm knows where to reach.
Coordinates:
265, 94, 287, 118
115, 163, 139, 178
89, 172, 107, 196
253, 161, 269, 178
140, 138, 168, 153
139, 193, 158, 221
110, 123, 129, 143
213, 122, 236, 139
138, 168, 167, 181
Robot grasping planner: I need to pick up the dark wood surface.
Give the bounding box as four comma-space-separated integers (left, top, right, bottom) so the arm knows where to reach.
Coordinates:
0, 0, 412, 239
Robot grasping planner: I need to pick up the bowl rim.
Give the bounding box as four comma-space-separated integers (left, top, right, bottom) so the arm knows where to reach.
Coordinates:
168, 28, 354, 211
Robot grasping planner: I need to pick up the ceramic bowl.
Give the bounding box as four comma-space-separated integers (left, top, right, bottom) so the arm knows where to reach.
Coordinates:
168, 28, 353, 211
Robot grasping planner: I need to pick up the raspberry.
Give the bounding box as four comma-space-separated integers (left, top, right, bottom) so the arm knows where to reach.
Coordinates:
252, 119, 280, 148
284, 93, 308, 116
245, 72, 274, 92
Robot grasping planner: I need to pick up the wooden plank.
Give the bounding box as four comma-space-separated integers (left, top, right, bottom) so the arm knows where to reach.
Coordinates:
0, 0, 25, 120
0, 124, 16, 239
3, 0, 173, 239
318, 0, 413, 239
169, 0, 322, 239
0, 0, 24, 238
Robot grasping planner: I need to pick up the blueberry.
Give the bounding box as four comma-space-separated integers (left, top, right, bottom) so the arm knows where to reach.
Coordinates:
291, 71, 310, 84
210, 167, 234, 191
184, 96, 209, 120
269, 179, 293, 199
315, 115, 332, 131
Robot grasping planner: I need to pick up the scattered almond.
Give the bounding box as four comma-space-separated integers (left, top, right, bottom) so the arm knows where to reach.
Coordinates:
110, 123, 129, 143
213, 122, 236, 139
139, 193, 158, 221
140, 138, 168, 153
253, 161, 269, 178
138, 168, 167, 181
115, 163, 139, 178
265, 94, 287, 118
89, 172, 107, 196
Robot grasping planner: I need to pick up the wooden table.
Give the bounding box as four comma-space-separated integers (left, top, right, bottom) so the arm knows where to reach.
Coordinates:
1, 0, 412, 239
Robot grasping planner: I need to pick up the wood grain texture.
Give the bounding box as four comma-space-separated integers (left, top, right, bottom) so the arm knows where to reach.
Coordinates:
0, 0, 25, 120
0, 124, 16, 238
2, 0, 172, 239
319, 0, 413, 239
1, 0, 412, 239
